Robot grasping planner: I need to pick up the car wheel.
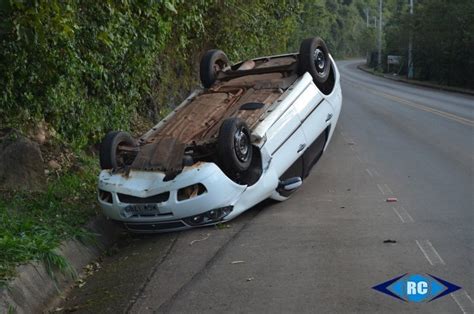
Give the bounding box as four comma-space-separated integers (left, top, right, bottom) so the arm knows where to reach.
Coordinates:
298, 37, 331, 89
200, 49, 229, 88
218, 118, 253, 177
100, 131, 136, 170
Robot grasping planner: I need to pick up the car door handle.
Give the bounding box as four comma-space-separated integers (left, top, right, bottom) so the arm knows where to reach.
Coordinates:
325, 113, 333, 122
297, 143, 306, 153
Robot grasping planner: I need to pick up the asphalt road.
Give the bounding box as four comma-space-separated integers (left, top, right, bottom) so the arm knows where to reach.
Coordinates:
55, 60, 474, 313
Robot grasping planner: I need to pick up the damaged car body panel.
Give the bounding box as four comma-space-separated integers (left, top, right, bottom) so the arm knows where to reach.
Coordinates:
134, 60, 299, 177
98, 37, 342, 232
99, 163, 246, 232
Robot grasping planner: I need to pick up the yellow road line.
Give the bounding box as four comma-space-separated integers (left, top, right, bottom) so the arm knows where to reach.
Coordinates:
343, 78, 474, 127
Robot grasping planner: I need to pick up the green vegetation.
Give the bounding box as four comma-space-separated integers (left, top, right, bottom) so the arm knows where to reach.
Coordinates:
0, 154, 99, 284
0, 1, 173, 148
1, 0, 471, 148
290, 0, 373, 56
1, 0, 375, 148
351, 0, 473, 88
384, 0, 474, 87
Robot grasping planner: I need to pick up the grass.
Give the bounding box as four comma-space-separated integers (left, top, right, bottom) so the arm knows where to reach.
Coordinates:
0, 153, 100, 285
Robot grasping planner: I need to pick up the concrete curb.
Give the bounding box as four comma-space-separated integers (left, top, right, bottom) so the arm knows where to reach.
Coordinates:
0, 216, 123, 313
357, 64, 474, 96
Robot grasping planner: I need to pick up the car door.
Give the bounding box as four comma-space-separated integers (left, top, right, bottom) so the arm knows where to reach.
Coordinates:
264, 105, 307, 178
292, 82, 334, 177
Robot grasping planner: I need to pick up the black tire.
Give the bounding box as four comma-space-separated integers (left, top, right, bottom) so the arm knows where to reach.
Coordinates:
217, 118, 253, 177
100, 131, 136, 169
200, 49, 229, 88
298, 37, 331, 87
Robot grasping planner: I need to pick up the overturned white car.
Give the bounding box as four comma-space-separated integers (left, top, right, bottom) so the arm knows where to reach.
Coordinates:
97, 37, 342, 232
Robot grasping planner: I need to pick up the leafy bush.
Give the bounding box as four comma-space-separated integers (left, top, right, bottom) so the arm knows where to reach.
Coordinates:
0, 0, 301, 148
2, 0, 386, 148
409, 0, 474, 87
363, 0, 473, 88
0, 1, 174, 148
290, 0, 372, 57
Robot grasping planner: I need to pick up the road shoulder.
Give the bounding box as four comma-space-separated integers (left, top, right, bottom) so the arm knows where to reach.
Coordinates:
0, 217, 122, 314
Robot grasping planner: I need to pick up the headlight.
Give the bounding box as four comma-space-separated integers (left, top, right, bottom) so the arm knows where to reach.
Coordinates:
183, 206, 233, 226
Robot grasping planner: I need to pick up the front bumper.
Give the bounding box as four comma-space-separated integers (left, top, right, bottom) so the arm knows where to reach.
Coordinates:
98, 162, 246, 232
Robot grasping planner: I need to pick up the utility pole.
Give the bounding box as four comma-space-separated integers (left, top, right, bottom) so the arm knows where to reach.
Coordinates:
364, 8, 370, 64
364, 8, 369, 27
408, 0, 414, 78
377, 0, 383, 69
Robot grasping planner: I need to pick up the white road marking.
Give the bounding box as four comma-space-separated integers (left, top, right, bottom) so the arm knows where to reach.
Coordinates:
401, 207, 414, 222
376, 184, 393, 195
425, 240, 446, 265
451, 291, 474, 314
365, 168, 380, 177
451, 294, 467, 314
356, 155, 363, 162
377, 184, 385, 195
465, 292, 474, 303
392, 207, 405, 223
392, 206, 414, 223
415, 240, 445, 266
416, 240, 434, 265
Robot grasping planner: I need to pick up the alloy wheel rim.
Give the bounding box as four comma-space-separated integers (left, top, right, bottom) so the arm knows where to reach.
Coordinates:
313, 48, 326, 74
234, 128, 249, 162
